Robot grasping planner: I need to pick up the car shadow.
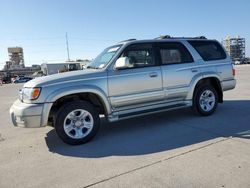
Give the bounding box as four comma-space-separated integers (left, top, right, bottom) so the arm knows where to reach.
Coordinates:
45, 100, 250, 158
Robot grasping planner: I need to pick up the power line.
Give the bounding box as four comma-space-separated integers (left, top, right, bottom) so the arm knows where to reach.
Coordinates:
26, 59, 66, 63
25, 50, 66, 54
0, 35, 119, 42
1, 36, 65, 41
69, 36, 118, 42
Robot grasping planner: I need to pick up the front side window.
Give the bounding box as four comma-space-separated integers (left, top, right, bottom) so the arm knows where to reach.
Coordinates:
120, 44, 155, 68
87, 44, 122, 69
188, 40, 226, 61
159, 42, 193, 65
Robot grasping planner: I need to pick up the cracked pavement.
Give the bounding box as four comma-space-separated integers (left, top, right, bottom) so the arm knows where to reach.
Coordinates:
0, 65, 250, 188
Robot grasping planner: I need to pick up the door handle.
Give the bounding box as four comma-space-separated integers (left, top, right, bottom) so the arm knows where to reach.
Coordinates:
149, 72, 158, 78
191, 69, 198, 73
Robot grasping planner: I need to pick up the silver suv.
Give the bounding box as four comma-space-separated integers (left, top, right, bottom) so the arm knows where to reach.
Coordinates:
10, 36, 236, 145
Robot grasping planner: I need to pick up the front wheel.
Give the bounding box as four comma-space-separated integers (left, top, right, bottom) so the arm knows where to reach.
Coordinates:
192, 85, 218, 116
54, 100, 100, 145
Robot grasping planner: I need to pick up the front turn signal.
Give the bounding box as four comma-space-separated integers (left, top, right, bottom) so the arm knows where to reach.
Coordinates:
31, 87, 41, 100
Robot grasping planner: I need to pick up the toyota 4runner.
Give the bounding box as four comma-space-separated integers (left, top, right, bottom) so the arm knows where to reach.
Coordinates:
10, 36, 236, 145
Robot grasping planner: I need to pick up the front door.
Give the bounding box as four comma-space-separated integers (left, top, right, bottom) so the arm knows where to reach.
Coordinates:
108, 43, 163, 110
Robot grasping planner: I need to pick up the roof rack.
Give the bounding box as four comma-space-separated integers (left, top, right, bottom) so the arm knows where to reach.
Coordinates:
155, 35, 171, 39
193, 36, 207, 39
119, 39, 137, 43
155, 35, 207, 40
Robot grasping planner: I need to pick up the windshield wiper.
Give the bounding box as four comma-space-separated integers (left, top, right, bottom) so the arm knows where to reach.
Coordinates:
86, 65, 99, 69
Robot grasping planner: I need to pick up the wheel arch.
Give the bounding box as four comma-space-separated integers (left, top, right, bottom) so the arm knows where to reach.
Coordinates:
187, 75, 223, 103
43, 86, 111, 126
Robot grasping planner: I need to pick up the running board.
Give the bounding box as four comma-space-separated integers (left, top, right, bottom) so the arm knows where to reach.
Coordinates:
108, 102, 191, 122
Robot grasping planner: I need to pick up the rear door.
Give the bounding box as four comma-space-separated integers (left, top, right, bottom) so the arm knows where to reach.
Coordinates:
108, 43, 164, 110
158, 42, 200, 101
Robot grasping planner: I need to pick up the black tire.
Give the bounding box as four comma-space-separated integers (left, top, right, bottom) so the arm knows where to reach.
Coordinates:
54, 100, 100, 145
192, 85, 218, 116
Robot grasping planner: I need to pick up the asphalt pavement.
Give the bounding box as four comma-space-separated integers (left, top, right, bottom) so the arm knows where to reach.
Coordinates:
0, 65, 249, 188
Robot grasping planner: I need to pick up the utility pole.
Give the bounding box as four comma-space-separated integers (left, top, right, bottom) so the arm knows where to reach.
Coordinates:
66, 32, 70, 61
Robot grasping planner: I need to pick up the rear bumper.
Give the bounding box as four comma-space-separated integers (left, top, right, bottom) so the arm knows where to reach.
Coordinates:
221, 79, 236, 91
10, 100, 45, 128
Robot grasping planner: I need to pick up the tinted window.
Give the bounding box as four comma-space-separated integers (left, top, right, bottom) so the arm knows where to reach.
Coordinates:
121, 44, 155, 68
159, 42, 193, 65
188, 40, 226, 61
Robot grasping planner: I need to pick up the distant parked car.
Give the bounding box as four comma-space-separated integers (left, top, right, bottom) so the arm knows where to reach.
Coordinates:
234, 61, 241, 65
13, 77, 32, 83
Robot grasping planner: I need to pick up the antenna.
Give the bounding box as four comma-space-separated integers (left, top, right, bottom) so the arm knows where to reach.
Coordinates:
66, 32, 70, 61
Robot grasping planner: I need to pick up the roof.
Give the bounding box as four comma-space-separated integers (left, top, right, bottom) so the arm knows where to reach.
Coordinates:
118, 35, 210, 45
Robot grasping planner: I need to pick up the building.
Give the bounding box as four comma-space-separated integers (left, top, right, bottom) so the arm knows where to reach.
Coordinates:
222, 36, 245, 63
7, 47, 25, 69
75, 59, 91, 69
0, 65, 41, 83
41, 59, 90, 75
245, 57, 250, 64
1, 47, 42, 79
41, 62, 81, 75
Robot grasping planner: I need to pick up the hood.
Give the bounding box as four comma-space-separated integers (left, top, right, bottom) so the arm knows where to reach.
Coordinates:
24, 69, 106, 87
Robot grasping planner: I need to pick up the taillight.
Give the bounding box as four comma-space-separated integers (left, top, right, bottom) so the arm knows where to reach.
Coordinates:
232, 68, 236, 76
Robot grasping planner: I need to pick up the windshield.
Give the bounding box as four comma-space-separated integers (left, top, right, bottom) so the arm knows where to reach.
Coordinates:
87, 44, 122, 69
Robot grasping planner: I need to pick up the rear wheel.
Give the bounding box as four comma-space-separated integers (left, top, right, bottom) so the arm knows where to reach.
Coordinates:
54, 100, 100, 145
192, 85, 218, 116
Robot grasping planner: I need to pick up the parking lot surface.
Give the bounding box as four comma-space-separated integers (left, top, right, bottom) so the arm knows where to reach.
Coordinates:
0, 66, 250, 188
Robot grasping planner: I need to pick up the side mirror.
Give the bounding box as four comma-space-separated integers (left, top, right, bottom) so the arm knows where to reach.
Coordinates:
114, 57, 132, 70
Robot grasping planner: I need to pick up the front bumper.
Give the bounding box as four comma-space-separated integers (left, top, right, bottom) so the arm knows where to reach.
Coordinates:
10, 100, 45, 128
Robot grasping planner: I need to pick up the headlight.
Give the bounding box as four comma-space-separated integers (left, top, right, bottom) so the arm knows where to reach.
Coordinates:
21, 87, 41, 101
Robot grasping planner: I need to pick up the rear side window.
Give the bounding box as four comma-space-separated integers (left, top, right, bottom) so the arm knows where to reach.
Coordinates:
158, 42, 193, 65
188, 40, 226, 61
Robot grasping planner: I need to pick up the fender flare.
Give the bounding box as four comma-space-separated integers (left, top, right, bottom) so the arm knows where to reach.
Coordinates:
186, 72, 221, 100
41, 85, 111, 126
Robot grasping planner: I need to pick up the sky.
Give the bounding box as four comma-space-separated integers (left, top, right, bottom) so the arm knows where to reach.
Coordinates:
0, 0, 249, 69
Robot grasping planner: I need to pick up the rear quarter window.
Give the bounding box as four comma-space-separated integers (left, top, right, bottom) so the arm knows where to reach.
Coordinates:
188, 40, 226, 61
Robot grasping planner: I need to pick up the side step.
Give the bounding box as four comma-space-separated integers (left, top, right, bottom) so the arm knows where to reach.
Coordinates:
108, 102, 191, 122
